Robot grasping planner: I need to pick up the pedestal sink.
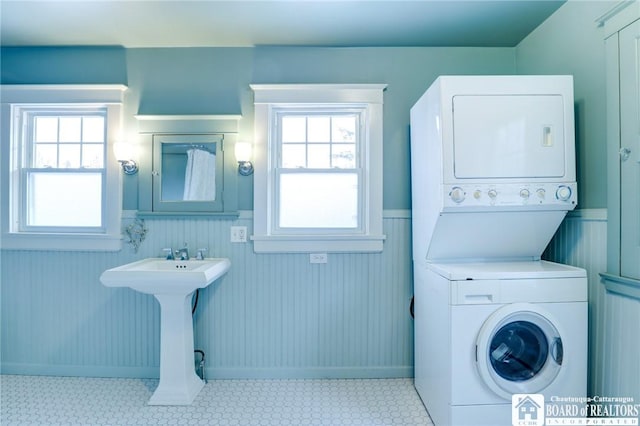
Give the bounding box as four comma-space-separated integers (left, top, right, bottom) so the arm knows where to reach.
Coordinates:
100, 257, 231, 405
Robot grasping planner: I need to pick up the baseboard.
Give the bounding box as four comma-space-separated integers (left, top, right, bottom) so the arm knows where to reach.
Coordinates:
1, 363, 414, 380
206, 366, 414, 380
0, 363, 159, 379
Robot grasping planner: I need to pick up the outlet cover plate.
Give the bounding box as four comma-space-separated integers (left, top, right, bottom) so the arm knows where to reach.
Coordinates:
230, 226, 248, 243
310, 253, 328, 264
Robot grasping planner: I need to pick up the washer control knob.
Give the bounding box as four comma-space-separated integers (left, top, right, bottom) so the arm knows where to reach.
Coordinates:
520, 189, 530, 199
473, 190, 482, 200
487, 189, 498, 199
536, 188, 546, 199
450, 187, 465, 203
556, 185, 572, 201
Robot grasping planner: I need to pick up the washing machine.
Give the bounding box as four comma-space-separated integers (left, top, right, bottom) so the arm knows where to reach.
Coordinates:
413, 260, 588, 426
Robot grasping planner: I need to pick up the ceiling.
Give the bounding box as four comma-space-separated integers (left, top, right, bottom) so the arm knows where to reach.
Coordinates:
0, 0, 565, 48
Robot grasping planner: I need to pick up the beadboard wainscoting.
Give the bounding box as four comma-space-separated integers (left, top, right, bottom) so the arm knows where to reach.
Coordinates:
3, 208, 623, 393
1, 211, 414, 379
543, 209, 608, 398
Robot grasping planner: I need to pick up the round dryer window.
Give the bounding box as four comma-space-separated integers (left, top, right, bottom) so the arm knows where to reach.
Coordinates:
476, 303, 564, 400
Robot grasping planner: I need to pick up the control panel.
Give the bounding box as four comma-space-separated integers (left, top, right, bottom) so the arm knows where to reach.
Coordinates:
443, 183, 577, 208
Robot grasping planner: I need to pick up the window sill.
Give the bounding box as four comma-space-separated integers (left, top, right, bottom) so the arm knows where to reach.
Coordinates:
251, 234, 386, 253
1, 233, 122, 251
136, 211, 240, 218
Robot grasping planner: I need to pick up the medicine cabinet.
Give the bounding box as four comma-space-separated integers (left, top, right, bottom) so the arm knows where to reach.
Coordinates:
136, 115, 240, 216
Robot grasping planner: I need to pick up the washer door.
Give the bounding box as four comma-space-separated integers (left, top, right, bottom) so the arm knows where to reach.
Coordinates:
476, 303, 564, 400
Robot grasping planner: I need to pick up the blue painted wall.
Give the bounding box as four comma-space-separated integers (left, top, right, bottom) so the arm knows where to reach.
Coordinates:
0, 46, 128, 85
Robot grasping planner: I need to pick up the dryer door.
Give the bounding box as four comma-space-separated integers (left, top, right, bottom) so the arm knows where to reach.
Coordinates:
475, 303, 564, 400
452, 94, 566, 179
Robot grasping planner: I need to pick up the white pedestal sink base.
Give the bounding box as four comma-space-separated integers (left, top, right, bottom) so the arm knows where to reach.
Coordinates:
148, 293, 205, 406
99, 258, 231, 406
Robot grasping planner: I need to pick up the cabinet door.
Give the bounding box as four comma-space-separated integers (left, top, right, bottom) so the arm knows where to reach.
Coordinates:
620, 20, 640, 280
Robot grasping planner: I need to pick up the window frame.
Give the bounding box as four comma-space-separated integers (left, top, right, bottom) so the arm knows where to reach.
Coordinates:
19, 106, 108, 233
272, 106, 365, 235
1, 85, 127, 251
250, 84, 386, 253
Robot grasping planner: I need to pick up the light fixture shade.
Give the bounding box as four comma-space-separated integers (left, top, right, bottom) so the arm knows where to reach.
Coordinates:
235, 142, 252, 162
113, 142, 133, 161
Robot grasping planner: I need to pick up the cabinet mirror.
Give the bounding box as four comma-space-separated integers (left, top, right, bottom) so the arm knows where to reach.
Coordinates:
142, 133, 237, 214
153, 134, 222, 212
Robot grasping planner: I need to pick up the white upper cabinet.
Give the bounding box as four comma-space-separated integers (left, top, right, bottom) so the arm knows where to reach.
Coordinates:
602, 2, 640, 280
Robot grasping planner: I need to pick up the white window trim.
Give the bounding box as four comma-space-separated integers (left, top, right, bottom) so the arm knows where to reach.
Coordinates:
250, 84, 387, 253
1, 84, 127, 251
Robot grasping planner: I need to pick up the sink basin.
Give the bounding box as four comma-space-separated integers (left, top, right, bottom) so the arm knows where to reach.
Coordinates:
100, 257, 231, 405
100, 258, 231, 295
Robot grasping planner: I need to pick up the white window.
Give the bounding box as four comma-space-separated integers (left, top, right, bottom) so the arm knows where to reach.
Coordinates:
1, 85, 127, 251
251, 84, 386, 253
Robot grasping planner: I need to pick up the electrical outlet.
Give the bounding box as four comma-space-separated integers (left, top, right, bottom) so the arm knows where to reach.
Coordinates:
230, 226, 248, 243
310, 253, 328, 264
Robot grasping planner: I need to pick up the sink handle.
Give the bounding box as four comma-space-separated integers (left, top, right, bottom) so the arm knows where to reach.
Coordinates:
196, 248, 208, 260
162, 248, 175, 260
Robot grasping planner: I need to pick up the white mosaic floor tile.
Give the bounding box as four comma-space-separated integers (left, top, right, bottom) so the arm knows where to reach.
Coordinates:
1, 375, 433, 426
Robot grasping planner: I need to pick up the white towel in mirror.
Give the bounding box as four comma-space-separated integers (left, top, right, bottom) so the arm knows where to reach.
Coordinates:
183, 148, 216, 201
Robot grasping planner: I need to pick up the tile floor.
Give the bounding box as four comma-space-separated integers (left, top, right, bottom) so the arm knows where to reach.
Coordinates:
1, 375, 433, 425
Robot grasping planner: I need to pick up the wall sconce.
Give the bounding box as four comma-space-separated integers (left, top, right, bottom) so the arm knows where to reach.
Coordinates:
113, 142, 139, 175
235, 142, 254, 176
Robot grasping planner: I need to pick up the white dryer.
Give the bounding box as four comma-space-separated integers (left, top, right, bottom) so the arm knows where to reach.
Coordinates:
414, 261, 588, 426
410, 75, 577, 262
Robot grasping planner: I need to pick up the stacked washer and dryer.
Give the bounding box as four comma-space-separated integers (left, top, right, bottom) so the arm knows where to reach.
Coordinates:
410, 76, 588, 426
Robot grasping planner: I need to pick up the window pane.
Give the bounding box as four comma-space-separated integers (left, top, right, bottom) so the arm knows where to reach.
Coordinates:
59, 117, 82, 142
82, 116, 105, 142
27, 172, 102, 227
282, 116, 306, 142
34, 145, 58, 168
279, 173, 358, 228
82, 144, 104, 168
331, 143, 356, 168
332, 115, 357, 142
281, 144, 306, 168
59, 144, 81, 168
307, 144, 331, 168
308, 116, 330, 143
35, 117, 58, 142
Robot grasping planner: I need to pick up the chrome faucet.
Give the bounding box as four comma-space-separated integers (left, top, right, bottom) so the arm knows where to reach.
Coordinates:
176, 244, 190, 261
162, 244, 190, 260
